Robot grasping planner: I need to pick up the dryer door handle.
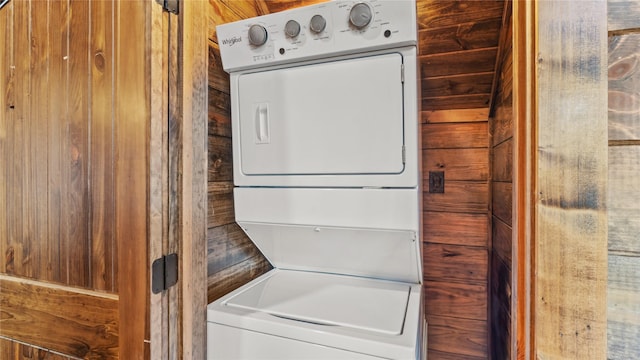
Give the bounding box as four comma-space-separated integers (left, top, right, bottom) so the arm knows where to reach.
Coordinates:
255, 103, 270, 144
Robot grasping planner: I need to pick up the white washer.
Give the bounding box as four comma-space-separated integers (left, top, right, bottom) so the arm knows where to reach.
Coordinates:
210, 1, 424, 359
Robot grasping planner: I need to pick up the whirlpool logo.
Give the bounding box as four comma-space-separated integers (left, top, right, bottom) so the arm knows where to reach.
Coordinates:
222, 36, 242, 46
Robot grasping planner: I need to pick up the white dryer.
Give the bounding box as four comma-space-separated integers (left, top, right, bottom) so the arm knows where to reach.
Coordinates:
210, 1, 424, 359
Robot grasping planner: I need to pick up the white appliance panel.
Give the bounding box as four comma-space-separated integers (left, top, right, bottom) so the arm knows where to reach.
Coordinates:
208, 324, 384, 359
238, 53, 404, 176
224, 270, 410, 335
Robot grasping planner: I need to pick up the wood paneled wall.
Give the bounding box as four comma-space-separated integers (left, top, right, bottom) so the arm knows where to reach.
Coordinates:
208, 2, 504, 359
607, 9, 640, 358
489, 1, 512, 359
421, 2, 504, 359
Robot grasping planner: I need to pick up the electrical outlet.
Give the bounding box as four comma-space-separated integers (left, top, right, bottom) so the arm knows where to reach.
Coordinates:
429, 171, 444, 193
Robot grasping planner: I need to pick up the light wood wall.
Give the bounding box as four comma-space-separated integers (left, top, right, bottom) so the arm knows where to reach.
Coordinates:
607, 4, 640, 358
0, 1, 150, 358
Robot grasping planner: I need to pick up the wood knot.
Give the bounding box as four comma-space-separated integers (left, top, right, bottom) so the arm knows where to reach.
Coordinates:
94, 52, 106, 72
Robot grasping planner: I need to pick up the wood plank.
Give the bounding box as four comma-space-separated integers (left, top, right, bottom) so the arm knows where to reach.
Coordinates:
208, 87, 232, 137
208, 40, 230, 94
419, 19, 501, 55
115, 1, 149, 357
46, 0, 69, 286
420, 48, 497, 77
490, 281, 512, 360
490, 92, 513, 145
608, 0, 640, 32
423, 122, 489, 149
209, 135, 233, 182
30, 0, 49, 284
492, 181, 512, 225
90, 0, 116, 293
67, 0, 90, 287
492, 138, 512, 182
0, 0, 7, 280
424, 243, 488, 283
423, 148, 489, 181
422, 72, 494, 98
179, 0, 209, 356
422, 108, 489, 123
423, 212, 488, 247
208, 181, 235, 228
207, 223, 263, 275
417, 1, 505, 30
423, 93, 491, 111
264, 0, 328, 15
427, 349, 485, 360
423, 181, 489, 213
491, 252, 512, 318
536, 5, 609, 357
607, 254, 640, 358
0, 275, 118, 358
492, 216, 512, 265
608, 34, 640, 141
425, 280, 487, 321
0, 338, 73, 360
207, 255, 272, 303
425, 315, 487, 358
608, 146, 640, 252
7, 0, 26, 278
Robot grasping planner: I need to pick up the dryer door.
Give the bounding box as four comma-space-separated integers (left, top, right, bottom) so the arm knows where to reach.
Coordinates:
237, 53, 404, 177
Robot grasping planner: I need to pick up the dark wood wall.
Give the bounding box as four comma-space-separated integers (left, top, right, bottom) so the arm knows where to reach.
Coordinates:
607, 6, 640, 358
207, 1, 505, 359
489, 1, 513, 359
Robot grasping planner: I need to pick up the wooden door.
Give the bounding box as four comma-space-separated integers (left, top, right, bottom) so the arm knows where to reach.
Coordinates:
0, 1, 150, 358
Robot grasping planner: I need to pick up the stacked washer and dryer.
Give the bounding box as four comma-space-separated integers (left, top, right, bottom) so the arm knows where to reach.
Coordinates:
209, 1, 425, 358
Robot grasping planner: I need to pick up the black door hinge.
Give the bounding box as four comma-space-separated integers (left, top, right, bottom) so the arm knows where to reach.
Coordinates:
152, 253, 178, 294
155, 0, 178, 14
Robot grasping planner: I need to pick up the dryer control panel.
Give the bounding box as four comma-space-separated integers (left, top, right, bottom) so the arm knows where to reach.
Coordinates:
216, 0, 417, 72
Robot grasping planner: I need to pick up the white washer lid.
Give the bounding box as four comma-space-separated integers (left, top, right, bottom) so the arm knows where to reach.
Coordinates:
224, 270, 411, 336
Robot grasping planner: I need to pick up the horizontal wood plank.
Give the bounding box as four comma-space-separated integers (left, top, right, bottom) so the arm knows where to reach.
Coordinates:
492, 181, 512, 225
422, 108, 489, 123
208, 41, 230, 94
491, 252, 512, 317
0, 338, 72, 360
608, 146, 640, 211
425, 314, 488, 358
608, 34, 640, 141
207, 255, 272, 303
0, 275, 118, 359
425, 280, 487, 321
492, 215, 512, 265
208, 135, 233, 182
207, 223, 262, 275
492, 138, 513, 182
608, 254, 640, 359
423, 181, 489, 213
417, 1, 504, 30
424, 243, 488, 283
419, 19, 501, 55
423, 148, 489, 181
423, 122, 489, 149
208, 87, 231, 137
490, 93, 513, 145
609, 208, 640, 253
420, 48, 498, 78
423, 93, 491, 111
422, 72, 494, 98
423, 212, 488, 247
608, 0, 640, 32
208, 181, 235, 228
427, 349, 485, 360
